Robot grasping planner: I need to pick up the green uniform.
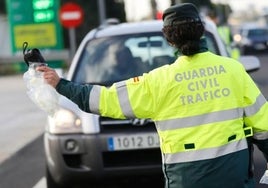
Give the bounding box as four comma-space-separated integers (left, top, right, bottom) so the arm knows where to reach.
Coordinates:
56, 51, 268, 188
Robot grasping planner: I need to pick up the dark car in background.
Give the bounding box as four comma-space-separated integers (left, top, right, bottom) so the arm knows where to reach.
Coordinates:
235, 25, 268, 54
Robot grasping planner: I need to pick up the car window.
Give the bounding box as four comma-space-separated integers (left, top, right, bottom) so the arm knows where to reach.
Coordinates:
73, 31, 219, 85
247, 28, 268, 37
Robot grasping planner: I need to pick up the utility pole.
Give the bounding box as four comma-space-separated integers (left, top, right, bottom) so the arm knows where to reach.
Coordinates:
171, 0, 182, 5
98, 0, 106, 24
151, 0, 157, 19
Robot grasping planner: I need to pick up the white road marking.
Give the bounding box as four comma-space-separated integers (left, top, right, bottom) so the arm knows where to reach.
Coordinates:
33, 177, 46, 188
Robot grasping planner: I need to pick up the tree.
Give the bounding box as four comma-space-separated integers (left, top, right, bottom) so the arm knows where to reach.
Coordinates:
169, 0, 232, 25
0, 0, 6, 14
171, 0, 213, 9
182, 0, 212, 8
215, 3, 232, 24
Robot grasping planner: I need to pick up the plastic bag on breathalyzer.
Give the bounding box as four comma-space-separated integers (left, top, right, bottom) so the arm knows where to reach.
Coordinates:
23, 63, 59, 116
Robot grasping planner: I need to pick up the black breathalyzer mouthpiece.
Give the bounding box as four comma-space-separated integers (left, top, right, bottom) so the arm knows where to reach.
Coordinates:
22, 42, 46, 67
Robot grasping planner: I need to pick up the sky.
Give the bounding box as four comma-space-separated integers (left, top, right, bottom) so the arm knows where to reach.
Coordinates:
124, 0, 268, 22
124, 0, 170, 21
212, 0, 268, 11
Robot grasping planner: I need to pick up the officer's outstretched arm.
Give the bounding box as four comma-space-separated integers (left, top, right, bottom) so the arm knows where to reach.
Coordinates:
56, 78, 92, 113
37, 66, 93, 113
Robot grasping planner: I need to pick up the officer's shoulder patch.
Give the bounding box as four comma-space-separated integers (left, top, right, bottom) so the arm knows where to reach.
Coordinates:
127, 76, 143, 85
133, 77, 140, 83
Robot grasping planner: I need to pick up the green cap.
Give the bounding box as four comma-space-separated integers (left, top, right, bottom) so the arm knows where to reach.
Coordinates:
163, 3, 201, 26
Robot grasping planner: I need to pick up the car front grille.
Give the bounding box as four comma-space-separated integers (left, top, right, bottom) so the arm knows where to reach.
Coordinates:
99, 117, 156, 133
99, 117, 161, 168
102, 148, 161, 167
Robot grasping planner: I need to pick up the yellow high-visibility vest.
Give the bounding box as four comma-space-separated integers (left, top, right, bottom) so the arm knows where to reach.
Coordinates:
89, 51, 268, 162
218, 26, 241, 60
218, 26, 231, 45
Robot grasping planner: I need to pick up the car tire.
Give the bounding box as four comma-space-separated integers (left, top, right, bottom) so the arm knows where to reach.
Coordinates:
46, 166, 65, 188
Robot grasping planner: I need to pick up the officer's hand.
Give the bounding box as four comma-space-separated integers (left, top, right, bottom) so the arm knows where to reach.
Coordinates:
36, 66, 60, 88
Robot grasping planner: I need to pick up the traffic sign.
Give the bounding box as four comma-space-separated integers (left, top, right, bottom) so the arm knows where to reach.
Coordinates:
6, 0, 63, 52
59, 2, 84, 28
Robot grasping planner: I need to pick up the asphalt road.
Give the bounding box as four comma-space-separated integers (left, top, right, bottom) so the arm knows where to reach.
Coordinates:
0, 74, 46, 163
0, 135, 45, 188
1, 53, 268, 188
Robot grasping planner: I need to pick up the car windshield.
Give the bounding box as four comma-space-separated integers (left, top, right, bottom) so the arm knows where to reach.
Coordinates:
73, 31, 219, 85
248, 28, 268, 37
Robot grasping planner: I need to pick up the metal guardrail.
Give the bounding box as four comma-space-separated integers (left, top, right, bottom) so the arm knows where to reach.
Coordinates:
0, 50, 71, 64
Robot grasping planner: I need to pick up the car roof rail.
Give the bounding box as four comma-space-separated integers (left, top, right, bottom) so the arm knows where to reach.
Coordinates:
92, 18, 120, 39
100, 18, 120, 27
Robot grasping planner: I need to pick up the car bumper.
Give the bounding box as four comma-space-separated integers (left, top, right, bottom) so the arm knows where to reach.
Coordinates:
242, 42, 268, 51
44, 132, 162, 185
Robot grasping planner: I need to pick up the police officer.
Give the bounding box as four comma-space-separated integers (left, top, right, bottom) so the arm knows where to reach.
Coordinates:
36, 3, 268, 188
207, 10, 241, 59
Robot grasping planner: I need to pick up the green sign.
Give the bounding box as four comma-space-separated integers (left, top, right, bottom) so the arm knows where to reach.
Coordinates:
32, 0, 54, 10
6, 0, 63, 53
33, 10, 55, 23
33, 0, 55, 23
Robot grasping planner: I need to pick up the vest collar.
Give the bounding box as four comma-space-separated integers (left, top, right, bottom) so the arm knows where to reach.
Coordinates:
174, 36, 208, 57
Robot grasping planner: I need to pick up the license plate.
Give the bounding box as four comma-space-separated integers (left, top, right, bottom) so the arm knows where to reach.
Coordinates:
108, 133, 160, 151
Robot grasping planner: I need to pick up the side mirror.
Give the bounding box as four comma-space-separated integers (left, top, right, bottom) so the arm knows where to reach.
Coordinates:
239, 55, 260, 73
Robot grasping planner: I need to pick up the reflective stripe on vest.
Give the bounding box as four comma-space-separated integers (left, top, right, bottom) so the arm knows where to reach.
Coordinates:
115, 81, 135, 117
89, 81, 135, 118
155, 108, 243, 131
163, 138, 248, 164
89, 85, 102, 114
244, 94, 267, 116
155, 93, 266, 131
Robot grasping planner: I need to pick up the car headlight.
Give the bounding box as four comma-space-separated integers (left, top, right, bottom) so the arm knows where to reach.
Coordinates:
233, 34, 241, 43
48, 108, 82, 134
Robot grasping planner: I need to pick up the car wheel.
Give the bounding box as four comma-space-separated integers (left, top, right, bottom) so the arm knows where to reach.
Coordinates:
46, 166, 65, 188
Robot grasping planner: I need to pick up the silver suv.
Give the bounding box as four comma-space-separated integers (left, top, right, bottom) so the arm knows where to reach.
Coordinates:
44, 19, 260, 188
